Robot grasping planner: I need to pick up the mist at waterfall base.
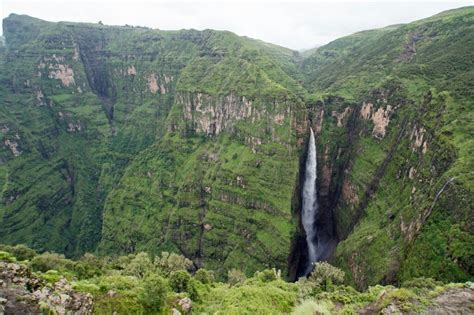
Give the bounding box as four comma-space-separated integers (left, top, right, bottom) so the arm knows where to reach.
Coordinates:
301, 128, 319, 276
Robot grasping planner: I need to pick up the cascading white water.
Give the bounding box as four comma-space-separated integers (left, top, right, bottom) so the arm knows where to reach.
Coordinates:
302, 128, 318, 275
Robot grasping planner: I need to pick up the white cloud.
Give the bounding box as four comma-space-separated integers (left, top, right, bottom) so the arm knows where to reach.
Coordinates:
1, 0, 472, 50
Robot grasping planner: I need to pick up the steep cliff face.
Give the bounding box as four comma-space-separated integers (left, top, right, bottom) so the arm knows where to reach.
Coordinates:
100, 95, 306, 275
0, 8, 473, 285
301, 7, 474, 288
99, 56, 308, 275
0, 14, 307, 276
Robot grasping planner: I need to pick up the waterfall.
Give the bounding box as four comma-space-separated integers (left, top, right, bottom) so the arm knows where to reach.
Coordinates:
302, 128, 318, 275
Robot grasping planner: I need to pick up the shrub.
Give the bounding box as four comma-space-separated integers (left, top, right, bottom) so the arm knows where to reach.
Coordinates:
0, 251, 16, 262
80, 253, 106, 270
297, 277, 317, 300
227, 268, 246, 286
72, 280, 101, 294
41, 270, 61, 283
297, 263, 346, 298
29, 252, 74, 273
379, 288, 424, 312
254, 268, 281, 283
74, 261, 103, 279
93, 295, 145, 314
97, 274, 141, 295
196, 281, 297, 314
139, 274, 168, 312
169, 270, 191, 293
124, 252, 153, 278
291, 299, 333, 315
74, 253, 105, 279
308, 262, 345, 290
316, 285, 366, 304
113, 254, 135, 270
402, 277, 443, 290
154, 252, 193, 275
169, 270, 200, 301
187, 279, 200, 301
5, 244, 37, 261
195, 268, 214, 284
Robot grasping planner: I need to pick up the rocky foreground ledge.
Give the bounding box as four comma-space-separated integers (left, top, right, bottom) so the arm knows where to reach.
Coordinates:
0, 262, 92, 314
1, 258, 474, 314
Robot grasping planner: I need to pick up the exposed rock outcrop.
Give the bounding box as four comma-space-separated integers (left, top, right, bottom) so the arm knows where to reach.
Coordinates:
0, 262, 93, 315
48, 64, 75, 87
360, 102, 394, 139
332, 107, 352, 127
421, 287, 474, 315
179, 92, 254, 135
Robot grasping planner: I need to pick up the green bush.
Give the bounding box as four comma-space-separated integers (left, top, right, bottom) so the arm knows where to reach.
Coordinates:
40, 270, 62, 283
97, 274, 141, 295
402, 277, 443, 290
187, 279, 200, 301
112, 254, 136, 270
195, 268, 214, 284
196, 281, 297, 314
308, 262, 345, 289
0, 251, 16, 262
124, 252, 154, 278
80, 253, 106, 270
0, 244, 37, 261
139, 274, 168, 312
29, 252, 74, 273
169, 270, 191, 293
253, 268, 281, 283
71, 280, 101, 294
379, 288, 425, 312
74, 261, 103, 279
169, 270, 200, 301
316, 285, 367, 304
154, 252, 193, 275
93, 295, 145, 314
297, 263, 346, 298
291, 299, 333, 315
227, 268, 246, 286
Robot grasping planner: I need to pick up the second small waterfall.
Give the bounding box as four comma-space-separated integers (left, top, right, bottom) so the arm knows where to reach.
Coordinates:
302, 128, 319, 275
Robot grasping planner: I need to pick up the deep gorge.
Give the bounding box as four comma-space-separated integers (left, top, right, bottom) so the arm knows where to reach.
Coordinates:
0, 9, 473, 291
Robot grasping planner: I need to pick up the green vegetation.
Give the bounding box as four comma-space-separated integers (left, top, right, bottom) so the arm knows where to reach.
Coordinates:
302, 6, 474, 288
0, 6, 473, 298
2, 246, 471, 314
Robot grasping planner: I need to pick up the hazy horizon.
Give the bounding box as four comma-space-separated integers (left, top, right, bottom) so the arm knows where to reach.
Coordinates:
1, 1, 472, 50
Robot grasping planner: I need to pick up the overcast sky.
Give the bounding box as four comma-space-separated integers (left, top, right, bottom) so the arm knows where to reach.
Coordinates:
1, 0, 472, 50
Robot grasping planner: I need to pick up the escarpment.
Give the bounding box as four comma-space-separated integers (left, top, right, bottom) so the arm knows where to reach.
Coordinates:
0, 7, 473, 287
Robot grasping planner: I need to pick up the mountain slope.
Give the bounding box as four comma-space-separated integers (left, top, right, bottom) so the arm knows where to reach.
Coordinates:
300, 6, 474, 287
0, 13, 316, 278
0, 8, 473, 285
